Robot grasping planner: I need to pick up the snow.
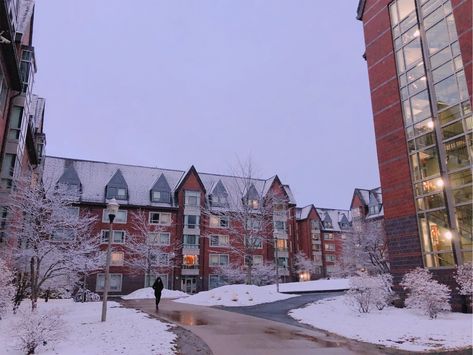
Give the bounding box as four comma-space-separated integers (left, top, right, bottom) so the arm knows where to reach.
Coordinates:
175, 284, 297, 307
290, 296, 473, 352
0, 299, 176, 355
122, 287, 188, 300
277, 278, 349, 292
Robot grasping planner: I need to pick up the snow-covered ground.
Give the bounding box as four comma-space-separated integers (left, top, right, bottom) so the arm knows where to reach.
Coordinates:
175, 284, 298, 307
0, 299, 176, 355
275, 278, 349, 293
122, 287, 188, 300
290, 296, 473, 352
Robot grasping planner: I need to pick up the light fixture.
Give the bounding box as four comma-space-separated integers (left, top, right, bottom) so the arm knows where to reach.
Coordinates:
413, 29, 420, 37
445, 231, 452, 240
436, 178, 444, 188
427, 120, 434, 129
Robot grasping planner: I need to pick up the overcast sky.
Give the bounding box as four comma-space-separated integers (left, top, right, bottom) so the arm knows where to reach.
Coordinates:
33, 0, 379, 209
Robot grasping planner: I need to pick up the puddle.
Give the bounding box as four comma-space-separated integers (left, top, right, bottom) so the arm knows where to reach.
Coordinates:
159, 310, 208, 326
264, 327, 340, 348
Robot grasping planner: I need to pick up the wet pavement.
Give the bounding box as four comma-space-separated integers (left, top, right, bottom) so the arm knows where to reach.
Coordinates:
217, 291, 342, 330
122, 298, 391, 355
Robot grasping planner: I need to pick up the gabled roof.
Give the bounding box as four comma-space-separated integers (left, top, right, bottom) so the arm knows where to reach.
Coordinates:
296, 204, 314, 220
151, 173, 171, 192
315, 207, 352, 232
107, 169, 128, 188
43, 156, 297, 209
174, 165, 206, 193
245, 184, 260, 200
210, 180, 228, 197
57, 162, 81, 186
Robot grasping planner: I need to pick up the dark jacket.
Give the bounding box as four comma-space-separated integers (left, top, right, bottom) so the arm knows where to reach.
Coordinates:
152, 279, 164, 293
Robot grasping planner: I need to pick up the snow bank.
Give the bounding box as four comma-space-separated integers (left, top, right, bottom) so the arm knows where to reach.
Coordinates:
0, 299, 176, 355
175, 284, 297, 307
276, 278, 349, 293
290, 296, 473, 352
122, 287, 188, 300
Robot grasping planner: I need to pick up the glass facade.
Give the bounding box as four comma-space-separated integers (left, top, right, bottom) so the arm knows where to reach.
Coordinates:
390, 0, 472, 267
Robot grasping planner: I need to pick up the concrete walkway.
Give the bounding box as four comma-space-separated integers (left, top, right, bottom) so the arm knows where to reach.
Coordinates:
122, 299, 389, 355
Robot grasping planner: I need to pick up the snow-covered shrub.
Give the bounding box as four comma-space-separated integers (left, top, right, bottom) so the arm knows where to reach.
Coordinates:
0, 258, 15, 318
454, 263, 472, 301
345, 273, 393, 313
73, 288, 100, 302
252, 262, 277, 286
401, 268, 451, 319
13, 308, 67, 355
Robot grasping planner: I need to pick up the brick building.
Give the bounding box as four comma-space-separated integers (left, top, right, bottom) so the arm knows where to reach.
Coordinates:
357, 0, 472, 303
0, 0, 46, 247
43, 156, 299, 295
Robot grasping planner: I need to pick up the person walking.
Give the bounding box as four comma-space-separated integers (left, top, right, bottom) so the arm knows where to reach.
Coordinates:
152, 277, 164, 309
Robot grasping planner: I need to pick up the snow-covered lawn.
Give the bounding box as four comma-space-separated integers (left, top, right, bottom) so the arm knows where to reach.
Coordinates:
0, 299, 176, 355
276, 278, 349, 293
122, 287, 188, 300
290, 296, 473, 352
175, 284, 298, 307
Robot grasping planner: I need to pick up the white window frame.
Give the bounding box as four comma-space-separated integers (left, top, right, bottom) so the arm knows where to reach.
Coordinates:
149, 212, 171, 225
324, 233, 334, 240
325, 255, 336, 262
324, 243, 336, 251
101, 230, 126, 244
209, 253, 229, 266
96, 273, 123, 292
209, 215, 229, 228
210, 235, 230, 247
184, 215, 200, 229
185, 190, 200, 207
102, 209, 127, 224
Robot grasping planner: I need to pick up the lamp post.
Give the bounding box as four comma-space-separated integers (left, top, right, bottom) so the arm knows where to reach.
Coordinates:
275, 237, 279, 293
101, 198, 119, 322
170, 252, 176, 290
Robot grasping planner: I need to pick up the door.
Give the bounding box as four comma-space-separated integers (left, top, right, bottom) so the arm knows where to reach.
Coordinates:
181, 277, 197, 294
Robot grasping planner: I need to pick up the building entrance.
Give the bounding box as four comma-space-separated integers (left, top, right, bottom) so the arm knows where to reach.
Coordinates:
181, 276, 197, 294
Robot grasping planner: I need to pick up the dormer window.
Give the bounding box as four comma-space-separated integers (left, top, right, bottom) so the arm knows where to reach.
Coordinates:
185, 191, 200, 207
369, 204, 380, 215
210, 180, 229, 208
150, 174, 172, 204
248, 199, 259, 209
106, 170, 128, 200
324, 221, 333, 229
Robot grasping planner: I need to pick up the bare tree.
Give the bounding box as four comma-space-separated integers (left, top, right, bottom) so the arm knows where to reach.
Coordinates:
341, 217, 389, 276
203, 159, 287, 285
0, 258, 15, 318
124, 210, 177, 287
6, 178, 101, 310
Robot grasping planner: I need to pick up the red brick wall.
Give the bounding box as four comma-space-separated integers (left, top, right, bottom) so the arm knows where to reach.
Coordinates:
360, 0, 423, 282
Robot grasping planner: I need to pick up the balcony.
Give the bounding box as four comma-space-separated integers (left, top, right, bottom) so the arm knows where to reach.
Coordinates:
273, 211, 287, 221
184, 205, 200, 215
181, 265, 200, 276
276, 250, 289, 258
273, 230, 288, 239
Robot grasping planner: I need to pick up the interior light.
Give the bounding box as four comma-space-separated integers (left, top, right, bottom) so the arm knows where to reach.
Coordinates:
436, 178, 444, 188
445, 231, 452, 240
413, 30, 420, 37
427, 120, 434, 129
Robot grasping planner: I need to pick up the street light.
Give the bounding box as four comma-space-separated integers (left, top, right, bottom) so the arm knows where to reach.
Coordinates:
275, 237, 279, 293
101, 198, 119, 322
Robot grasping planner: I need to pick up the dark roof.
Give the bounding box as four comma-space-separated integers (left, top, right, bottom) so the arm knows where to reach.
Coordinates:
151, 173, 171, 192
356, 0, 366, 20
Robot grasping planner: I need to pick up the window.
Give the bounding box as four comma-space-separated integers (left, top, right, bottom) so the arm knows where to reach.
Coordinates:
209, 215, 229, 228
311, 220, 319, 230
8, 106, 22, 140
325, 255, 336, 262
183, 234, 199, 248
151, 190, 171, 203
151, 252, 170, 266
146, 232, 170, 246
106, 186, 128, 200
325, 243, 336, 251
324, 233, 334, 240
209, 254, 229, 266
245, 255, 263, 266
274, 221, 287, 233
185, 191, 200, 207
184, 215, 200, 229
183, 255, 198, 268
149, 212, 171, 225
210, 235, 229, 247
101, 230, 125, 244
52, 229, 75, 241
369, 205, 380, 215
276, 239, 288, 251
313, 244, 321, 252
323, 221, 333, 229
245, 236, 262, 249
248, 199, 259, 209
111, 252, 124, 266
277, 257, 288, 268
209, 275, 225, 289
102, 210, 127, 223
246, 218, 261, 230
96, 274, 122, 292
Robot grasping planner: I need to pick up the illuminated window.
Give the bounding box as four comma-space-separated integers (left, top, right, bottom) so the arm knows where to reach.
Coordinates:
111, 252, 124, 266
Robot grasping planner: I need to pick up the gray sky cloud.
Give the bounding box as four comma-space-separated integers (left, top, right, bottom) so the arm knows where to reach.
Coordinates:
34, 0, 379, 209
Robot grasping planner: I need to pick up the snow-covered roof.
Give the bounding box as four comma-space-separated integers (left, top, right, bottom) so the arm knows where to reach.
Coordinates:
353, 187, 384, 219
296, 205, 313, 220
43, 156, 297, 209
315, 208, 352, 232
